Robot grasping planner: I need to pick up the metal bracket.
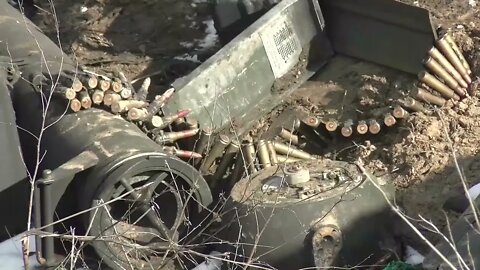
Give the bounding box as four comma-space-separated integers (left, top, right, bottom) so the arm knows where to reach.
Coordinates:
34, 151, 99, 266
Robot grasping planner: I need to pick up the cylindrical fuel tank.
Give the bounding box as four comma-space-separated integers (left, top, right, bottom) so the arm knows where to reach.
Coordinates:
219, 160, 397, 269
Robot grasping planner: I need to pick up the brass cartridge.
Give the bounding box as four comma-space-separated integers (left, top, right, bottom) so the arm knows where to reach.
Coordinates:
356, 120, 369, 135
417, 71, 458, 100
272, 141, 314, 160
393, 106, 409, 119
200, 134, 230, 173
266, 141, 278, 165
413, 87, 446, 107
403, 97, 427, 112
55, 87, 76, 100
279, 128, 299, 145
136, 77, 151, 101
70, 98, 82, 112
103, 91, 122, 106
276, 155, 302, 163
383, 113, 396, 127
71, 78, 83, 92
111, 80, 123, 93
154, 129, 200, 144
257, 140, 271, 168
243, 140, 257, 174
325, 119, 338, 132
302, 116, 321, 128
443, 32, 471, 74
111, 100, 148, 114
368, 119, 381, 135
86, 75, 98, 89
213, 139, 241, 180
78, 91, 92, 109
99, 79, 111, 91
423, 57, 465, 97
428, 47, 468, 88
436, 36, 471, 83
340, 119, 353, 137
91, 90, 105, 104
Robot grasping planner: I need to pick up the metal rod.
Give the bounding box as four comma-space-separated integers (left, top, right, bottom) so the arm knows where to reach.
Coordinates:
39, 179, 54, 264
428, 47, 468, 88
34, 185, 44, 265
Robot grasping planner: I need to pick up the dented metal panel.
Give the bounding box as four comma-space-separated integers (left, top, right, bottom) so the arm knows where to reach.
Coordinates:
165, 0, 334, 132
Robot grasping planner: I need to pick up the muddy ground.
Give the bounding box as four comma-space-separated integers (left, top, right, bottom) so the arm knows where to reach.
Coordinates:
28, 0, 480, 266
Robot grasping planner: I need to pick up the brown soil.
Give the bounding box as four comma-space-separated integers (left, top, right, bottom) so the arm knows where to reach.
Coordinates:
30, 0, 480, 265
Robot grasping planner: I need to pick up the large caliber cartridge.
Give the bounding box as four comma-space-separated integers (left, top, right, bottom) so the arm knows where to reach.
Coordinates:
257, 140, 271, 168
154, 129, 200, 144
200, 134, 230, 173
368, 119, 381, 135
418, 71, 459, 100
443, 32, 471, 74
423, 57, 465, 97
413, 87, 446, 107
428, 47, 468, 88
272, 141, 314, 160
356, 120, 368, 135
340, 119, 353, 137
212, 139, 241, 181
436, 35, 471, 83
